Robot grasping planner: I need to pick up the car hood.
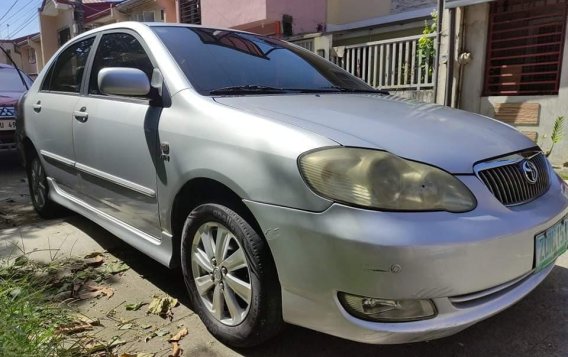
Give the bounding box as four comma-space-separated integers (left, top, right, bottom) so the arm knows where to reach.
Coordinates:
214, 94, 536, 173
0, 92, 21, 105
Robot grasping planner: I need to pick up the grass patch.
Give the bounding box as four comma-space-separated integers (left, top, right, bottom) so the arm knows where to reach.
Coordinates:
0, 257, 72, 356
0, 253, 127, 356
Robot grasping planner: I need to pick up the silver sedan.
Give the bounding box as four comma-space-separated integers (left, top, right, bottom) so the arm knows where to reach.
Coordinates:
17, 22, 568, 347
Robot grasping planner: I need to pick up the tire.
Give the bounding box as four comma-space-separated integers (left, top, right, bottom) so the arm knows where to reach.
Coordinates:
181, 203, 283, 347
26, 152, 64, 218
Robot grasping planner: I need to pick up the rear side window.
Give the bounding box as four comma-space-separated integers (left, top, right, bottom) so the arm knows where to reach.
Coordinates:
42, 37, 95, 93
88, 32, 154, 95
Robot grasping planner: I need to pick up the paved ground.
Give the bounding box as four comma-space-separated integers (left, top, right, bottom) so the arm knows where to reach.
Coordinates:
0, 152, 567, 356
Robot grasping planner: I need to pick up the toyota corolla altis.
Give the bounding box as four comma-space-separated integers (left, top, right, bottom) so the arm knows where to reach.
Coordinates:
17, 23, 568, 347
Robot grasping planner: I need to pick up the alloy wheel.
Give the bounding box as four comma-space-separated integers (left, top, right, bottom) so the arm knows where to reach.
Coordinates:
191, 222, 252, 326
30, 158, 47, 209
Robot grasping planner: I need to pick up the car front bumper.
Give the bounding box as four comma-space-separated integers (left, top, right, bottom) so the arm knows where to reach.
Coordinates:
0, 130, 16, 152
244, 174, 568, 344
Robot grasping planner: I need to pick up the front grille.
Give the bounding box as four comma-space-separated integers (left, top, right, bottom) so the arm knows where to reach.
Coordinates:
476, 151, 550, 206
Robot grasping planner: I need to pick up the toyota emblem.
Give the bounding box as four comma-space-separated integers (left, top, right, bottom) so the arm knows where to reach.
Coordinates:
521, 160, 539, 184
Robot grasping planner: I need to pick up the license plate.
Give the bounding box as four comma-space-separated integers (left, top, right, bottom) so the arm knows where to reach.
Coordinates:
0, 120, 15, 131
535, 215, 568, 271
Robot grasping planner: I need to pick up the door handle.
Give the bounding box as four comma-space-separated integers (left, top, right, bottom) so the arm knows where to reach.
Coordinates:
73, 107, 88, 123
33, 101, 41, 113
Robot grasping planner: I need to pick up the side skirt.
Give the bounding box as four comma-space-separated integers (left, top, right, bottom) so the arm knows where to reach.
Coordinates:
47, 177, 175, 268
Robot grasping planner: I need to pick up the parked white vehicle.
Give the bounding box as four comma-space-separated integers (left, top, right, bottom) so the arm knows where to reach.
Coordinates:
17, 23, 568, 347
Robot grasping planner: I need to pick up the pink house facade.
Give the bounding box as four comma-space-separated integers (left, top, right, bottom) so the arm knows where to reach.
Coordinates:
201, 0, 327, 36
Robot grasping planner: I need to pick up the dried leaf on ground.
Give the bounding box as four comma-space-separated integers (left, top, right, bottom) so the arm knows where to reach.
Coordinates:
73, 313, 101, 326
125, 301, 146, 311
144, 332, 157, 343
168, 327, 188, 343
156, 329, 169, 337
169, 342, 182, 357
141, 324, 152, 330
84, 252, 105, 259
56, 321, 94, 335
105, 261, 130, 274
167, 327, 188, 357
85, 338, 126, 353
118, 353, 155, 357
119, 323, 133, 330
147, 296, 178, 319
78, 281, 114, 300
84, 255, 104, 267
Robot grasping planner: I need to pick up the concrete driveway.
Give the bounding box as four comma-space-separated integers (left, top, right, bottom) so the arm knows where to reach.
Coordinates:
1, 152, 567, 357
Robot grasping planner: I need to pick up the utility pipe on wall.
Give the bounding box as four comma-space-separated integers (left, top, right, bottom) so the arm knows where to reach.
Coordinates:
444, 7, 456, 107
433, 0, 444, 103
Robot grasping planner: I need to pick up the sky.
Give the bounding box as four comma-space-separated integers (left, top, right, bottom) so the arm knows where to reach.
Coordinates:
0, 0, 43, 40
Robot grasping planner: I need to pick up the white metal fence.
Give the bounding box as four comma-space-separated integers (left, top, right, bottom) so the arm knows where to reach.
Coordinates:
332, 33, 436, 90
294, 39, 315, 52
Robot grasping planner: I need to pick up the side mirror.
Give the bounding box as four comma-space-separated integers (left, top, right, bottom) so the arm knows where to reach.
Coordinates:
98, 67, 151, 97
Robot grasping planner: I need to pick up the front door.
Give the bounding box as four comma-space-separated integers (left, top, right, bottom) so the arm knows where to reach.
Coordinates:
26, 37, 95, 191
72, 31, 162, 237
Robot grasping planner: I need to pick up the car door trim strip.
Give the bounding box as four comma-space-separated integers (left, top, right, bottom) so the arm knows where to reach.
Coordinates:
40, 150, 76, 167
75, 162, 157, 198
39, 150, 156, 198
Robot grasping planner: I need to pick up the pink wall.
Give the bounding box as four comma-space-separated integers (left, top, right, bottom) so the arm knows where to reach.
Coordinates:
201, 0, 268, 29
267, 0, 326, 34
201, 0, 327, 35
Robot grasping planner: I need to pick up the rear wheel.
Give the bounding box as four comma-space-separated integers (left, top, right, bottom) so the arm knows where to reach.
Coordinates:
27, 153, 63, 218
181, 203, 283, 347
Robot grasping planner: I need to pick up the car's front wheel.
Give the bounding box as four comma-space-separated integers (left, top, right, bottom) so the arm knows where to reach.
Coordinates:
180, 203, 283, 347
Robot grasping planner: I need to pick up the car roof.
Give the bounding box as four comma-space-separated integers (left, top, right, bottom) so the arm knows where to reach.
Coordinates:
75, 21, 253, 41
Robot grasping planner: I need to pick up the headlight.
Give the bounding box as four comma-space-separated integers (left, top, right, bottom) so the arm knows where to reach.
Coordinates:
299, 147, 476, 212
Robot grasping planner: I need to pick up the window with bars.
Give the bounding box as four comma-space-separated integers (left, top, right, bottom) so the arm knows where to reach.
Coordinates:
484, 0, 568, 96
179, 0, 201, 24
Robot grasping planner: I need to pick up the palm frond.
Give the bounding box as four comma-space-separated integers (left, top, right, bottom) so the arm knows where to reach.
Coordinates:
551, 116, 565, 144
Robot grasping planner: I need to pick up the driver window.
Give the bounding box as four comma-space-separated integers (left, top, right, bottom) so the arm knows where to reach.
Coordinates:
89, 32, 154, 95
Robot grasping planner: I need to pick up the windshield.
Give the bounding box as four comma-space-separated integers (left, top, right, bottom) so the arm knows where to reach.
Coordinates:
0, 67, 32, 92
152, 27, 377, 95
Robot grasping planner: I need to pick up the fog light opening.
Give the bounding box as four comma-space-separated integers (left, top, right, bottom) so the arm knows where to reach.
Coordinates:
338, 292, 437, 322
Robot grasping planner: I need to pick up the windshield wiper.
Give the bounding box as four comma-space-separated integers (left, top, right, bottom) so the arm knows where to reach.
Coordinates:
209, 85, 291, 95
209, 85, 390, 95
322, 86, 389, 95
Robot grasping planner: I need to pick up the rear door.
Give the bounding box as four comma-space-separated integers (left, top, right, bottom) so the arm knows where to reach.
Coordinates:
72, 31, 162, 237
25, 37, 95, 191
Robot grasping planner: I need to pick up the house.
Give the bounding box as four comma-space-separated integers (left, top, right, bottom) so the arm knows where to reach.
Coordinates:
0, 33, 41, 77
38, 0, 180, 71
200, 0, 326, 37
439, 0, 568, 166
